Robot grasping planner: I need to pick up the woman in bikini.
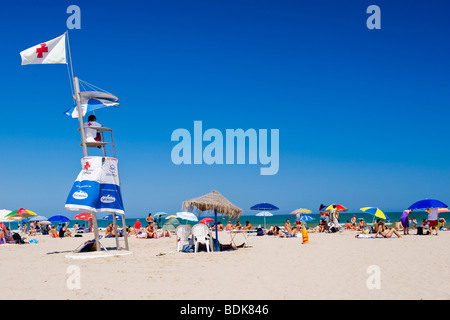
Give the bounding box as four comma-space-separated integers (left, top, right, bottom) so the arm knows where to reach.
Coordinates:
375, 220, 401, 238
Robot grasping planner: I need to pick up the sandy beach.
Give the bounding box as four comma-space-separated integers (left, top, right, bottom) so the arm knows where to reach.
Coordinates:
1, 230, 449, 300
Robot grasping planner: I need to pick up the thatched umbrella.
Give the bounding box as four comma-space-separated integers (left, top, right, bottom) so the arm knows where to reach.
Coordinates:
182, 190, 242, 251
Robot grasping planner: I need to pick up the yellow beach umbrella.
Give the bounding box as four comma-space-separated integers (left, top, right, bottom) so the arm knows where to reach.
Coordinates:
6, 208, 38, 220
290, 208, 312, 215
360, 207, 389, 220
165, 215, 178, 219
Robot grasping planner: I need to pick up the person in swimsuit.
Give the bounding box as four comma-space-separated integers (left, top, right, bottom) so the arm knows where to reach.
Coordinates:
375, 220, 401, 238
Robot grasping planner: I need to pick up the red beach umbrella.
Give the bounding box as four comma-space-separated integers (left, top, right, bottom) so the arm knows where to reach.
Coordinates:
74, 212, 92, 220
199, 218, 214, 225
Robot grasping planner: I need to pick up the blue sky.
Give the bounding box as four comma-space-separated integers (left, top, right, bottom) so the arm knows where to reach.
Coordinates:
1, 0, 449, 218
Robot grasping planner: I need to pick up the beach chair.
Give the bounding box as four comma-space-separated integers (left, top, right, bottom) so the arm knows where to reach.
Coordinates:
191, 223, 211, 253
175, 225, 192, 252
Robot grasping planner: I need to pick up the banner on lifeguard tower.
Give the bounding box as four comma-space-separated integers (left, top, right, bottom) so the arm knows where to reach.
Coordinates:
65, 157, 124, 214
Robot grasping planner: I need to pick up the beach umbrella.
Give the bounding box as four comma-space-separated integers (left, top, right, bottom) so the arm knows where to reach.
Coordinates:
162, 217, 180, 232
154, 212, 167, 227
360, 207, 389, 223
176, 212, 198, 222
290, 208, 312, 215
324, 204, 348, 212
255, 211, 273, 229
154, 212, 167, 218
39, 221, 51, 225
29, 215, 48, 222
74, 212, 92, 220
407, 199, 448, 210
165, 215, 177, 219
200, 218, 214, 225
7, 208, 38, 219
250, 203, 279, 211
438, 208, 450, 213
64, 91, 119, 118
296, 215, 315, 222
102, 214, 114, 220
182, 190, 243, 252
0, 210, 12, 222
48, 215, 70, 223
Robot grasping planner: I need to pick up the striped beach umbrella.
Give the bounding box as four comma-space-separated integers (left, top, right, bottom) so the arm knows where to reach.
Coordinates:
360, 207, 389, 220
296, 215, 315, 222
290, 208, 312, 215
7, 208, 38, 220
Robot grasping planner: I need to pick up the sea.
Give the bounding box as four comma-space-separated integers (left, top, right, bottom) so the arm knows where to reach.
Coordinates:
5, 211, 449, 230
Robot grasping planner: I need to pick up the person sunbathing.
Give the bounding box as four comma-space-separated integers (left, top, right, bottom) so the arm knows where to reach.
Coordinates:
49, 226, 58, 238
105, 223, 115, 238
145, 222, 158, 239
225, 221, 233, 231
243, 221, 253, 231
375, 221, 401, 238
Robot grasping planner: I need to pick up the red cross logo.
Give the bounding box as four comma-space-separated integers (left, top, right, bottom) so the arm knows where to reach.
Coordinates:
84, 161, 91, 170
88, 122, 92, 126
36, 43, 48, 58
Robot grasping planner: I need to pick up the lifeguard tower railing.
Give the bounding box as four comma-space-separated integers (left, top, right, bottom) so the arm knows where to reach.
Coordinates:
78, 126, 116, 158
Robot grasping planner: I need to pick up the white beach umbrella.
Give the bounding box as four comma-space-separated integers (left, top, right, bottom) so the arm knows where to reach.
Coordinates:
0, 210, 12, 222
176, 212, 198, 222
255, 211, 273, 229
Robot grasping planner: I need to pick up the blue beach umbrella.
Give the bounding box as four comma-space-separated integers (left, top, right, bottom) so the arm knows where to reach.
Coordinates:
408, 199, 448, 210
48, 215, 70, 223
250, 203, 279, 211
296, 215, 315, 222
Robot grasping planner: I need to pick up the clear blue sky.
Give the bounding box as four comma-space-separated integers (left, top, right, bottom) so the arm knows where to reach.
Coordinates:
1, 0, 449, 218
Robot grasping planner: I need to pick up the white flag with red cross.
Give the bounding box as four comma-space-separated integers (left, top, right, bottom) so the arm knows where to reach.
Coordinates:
20, 33, 67, 65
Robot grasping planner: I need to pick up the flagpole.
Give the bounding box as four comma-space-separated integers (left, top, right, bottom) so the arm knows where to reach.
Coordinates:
67, 31, 100, 251
66, 31, 88, 157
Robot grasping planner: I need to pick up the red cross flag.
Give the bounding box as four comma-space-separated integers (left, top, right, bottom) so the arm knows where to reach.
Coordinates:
20, 33, 66, 65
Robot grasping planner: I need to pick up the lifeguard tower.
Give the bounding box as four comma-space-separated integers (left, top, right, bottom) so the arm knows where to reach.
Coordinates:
70, 76, 129, 252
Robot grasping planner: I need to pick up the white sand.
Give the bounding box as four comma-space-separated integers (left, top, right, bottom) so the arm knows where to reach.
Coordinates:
1, 230, 449, 300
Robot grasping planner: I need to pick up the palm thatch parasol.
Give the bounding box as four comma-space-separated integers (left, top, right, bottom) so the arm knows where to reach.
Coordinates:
182, 190, 242, 251
182, 190, 242, 220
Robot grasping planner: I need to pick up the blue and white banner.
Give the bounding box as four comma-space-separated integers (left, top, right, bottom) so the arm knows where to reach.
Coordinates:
65, 157, 124, 214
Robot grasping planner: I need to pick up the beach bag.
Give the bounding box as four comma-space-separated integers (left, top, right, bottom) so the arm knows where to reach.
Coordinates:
256, 228, 265, 236
417, 227, 423, 235
181, 244, 194, 253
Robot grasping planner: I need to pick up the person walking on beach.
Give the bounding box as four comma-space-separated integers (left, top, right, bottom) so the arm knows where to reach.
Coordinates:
134, 219, 142, 231
401, 210, 412, 235
329, 205, 340, 230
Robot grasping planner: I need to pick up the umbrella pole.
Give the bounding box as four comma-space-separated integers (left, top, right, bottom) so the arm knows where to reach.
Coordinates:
214, 208, 219, 252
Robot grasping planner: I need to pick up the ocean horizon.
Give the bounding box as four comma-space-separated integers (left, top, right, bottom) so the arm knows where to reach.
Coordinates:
7, 211, 449, 231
